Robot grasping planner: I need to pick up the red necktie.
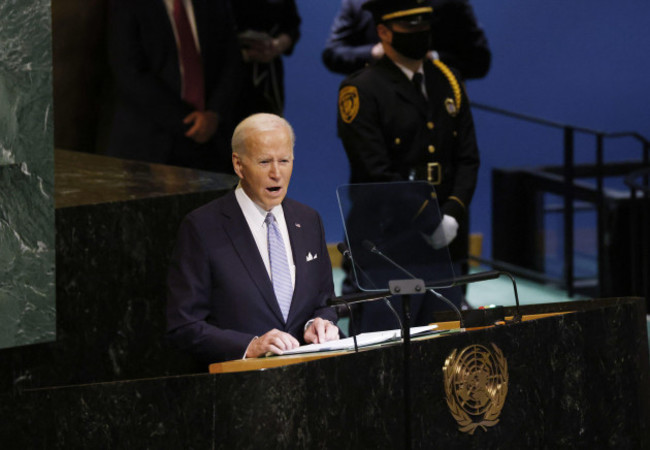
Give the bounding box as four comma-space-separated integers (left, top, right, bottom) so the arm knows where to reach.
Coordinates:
173, 0, 205, 111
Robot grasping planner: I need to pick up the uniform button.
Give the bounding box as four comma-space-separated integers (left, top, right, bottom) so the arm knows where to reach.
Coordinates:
395, 138, 401, 145
428, 145, 435, 153
427, 122, 434, 130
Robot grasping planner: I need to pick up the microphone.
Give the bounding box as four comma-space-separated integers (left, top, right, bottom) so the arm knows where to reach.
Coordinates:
362, 240, 466, 328
431, 270, 500, 287
336, 242, 350, 259
363, 240, 522, 325
327, 290, 391, 306
333, 242, 405, 335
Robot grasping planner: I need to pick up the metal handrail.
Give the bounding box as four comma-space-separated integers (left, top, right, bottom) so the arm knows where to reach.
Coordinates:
471, 101, 650, 296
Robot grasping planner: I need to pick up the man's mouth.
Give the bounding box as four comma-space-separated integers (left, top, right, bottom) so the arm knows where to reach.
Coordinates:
267, 186, 281, 192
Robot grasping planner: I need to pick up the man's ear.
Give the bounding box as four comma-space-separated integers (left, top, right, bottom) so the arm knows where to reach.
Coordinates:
377, 23, 392, 44
232, 153, 244, 179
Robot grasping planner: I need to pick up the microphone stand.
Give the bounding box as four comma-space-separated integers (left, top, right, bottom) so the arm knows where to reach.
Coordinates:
328, 278, 423, 450
387, 278, 425, 450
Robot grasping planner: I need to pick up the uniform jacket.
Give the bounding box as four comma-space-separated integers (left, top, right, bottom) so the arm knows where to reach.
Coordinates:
166, 191, 337, 364
337, 56, 480, 260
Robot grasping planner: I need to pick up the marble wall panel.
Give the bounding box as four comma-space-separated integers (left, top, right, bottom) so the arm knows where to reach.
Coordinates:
0, 0, 55, 349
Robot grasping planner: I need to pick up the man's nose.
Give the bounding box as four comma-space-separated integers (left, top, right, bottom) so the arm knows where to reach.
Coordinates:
269, 161, 280, 177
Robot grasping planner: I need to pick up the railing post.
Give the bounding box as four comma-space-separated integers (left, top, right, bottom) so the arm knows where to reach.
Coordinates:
563, 127, 575, 297
596, 134, 605, 296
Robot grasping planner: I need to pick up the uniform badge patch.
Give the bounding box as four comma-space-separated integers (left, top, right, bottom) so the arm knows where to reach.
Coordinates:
339, 86, 360, 123
445, 97, 458, 117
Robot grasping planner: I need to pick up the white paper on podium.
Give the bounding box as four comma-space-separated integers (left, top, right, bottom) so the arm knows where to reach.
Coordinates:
280, 325, 439, 356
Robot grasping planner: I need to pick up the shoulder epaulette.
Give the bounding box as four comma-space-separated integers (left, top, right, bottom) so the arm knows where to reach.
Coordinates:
432, 59, 462, 112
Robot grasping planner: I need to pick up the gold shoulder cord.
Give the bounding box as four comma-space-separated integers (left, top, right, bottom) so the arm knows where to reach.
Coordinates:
433, 59, 462, 111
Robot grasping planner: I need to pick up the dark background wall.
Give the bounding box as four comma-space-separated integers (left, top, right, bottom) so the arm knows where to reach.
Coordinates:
52, 0, 650, 257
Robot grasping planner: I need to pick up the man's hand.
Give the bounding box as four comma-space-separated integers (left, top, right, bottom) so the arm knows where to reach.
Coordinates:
183, 110, 218, 143
304, 317, 339, 345
243, 33, 291, 64
245, 329, 300, 358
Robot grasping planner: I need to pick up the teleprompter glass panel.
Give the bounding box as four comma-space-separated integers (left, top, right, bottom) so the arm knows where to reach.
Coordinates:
337, 181, 454, 292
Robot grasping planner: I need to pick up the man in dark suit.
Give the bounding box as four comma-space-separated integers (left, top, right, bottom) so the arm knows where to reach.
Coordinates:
107, 0, 242, 173
167, 113, 339, 364
337, 0, 480, 332
322, 0, 491, 80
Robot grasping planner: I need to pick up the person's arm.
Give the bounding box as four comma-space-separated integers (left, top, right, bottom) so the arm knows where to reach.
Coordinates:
322, 0, 378, 75
440, 77, 480, 222
166, 216, 256, 363
430, 0, 491, 79
202, 0, 243, 134
274, 0, 301, 56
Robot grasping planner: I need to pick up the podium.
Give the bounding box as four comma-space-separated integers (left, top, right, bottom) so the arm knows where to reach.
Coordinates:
2, 297, 648, 448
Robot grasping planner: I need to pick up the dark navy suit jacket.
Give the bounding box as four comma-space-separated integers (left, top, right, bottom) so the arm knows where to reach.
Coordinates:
166, 191, 337, 363
107, 0, 242, 172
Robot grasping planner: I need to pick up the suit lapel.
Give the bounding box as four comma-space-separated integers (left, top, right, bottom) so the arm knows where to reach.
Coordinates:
220, 193, 285, 324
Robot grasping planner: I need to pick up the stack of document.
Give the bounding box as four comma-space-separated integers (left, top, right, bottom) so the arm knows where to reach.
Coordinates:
281, 325, 439, 356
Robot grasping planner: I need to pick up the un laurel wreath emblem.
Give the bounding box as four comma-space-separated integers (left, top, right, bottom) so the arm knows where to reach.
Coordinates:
443, 343, 509, 435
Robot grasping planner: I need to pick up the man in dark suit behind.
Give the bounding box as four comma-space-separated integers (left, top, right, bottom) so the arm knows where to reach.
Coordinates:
167, 113, 340, 364
107, 0, 242, 173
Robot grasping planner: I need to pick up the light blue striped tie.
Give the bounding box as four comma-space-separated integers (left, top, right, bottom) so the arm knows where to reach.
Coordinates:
265, 212, 293, 321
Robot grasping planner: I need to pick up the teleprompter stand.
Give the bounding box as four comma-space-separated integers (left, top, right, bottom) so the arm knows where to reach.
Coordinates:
389, 278, 425, 450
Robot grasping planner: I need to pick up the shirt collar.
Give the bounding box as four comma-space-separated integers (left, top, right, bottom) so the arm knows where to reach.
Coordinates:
393, 59, 424, 82
234, 185, 284, 227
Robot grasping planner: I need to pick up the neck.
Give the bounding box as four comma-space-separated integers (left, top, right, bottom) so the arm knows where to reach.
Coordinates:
383, 44, 423, 73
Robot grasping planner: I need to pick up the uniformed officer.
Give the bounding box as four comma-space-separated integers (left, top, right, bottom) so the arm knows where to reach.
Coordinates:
337, 0, 480, 331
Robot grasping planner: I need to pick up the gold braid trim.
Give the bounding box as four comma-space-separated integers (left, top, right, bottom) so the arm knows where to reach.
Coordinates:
448, 196, 466, 211
433, 59, 462, 112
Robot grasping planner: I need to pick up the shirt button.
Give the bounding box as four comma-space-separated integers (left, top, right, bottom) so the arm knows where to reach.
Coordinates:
427, 122, 434, 130
395, 138, 401, 145
428, 145, 435, 153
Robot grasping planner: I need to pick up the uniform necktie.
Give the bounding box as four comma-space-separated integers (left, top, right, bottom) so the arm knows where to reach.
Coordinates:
265, 212, 293, 321
173, 0, 205, 111
412, 72, 426, 100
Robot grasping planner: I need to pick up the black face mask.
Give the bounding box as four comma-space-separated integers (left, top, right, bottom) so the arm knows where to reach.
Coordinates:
390, 29, 431, 60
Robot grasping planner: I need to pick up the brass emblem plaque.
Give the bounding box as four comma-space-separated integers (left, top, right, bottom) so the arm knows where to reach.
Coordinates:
443, 343, 508, 434
444, 97, 458, 117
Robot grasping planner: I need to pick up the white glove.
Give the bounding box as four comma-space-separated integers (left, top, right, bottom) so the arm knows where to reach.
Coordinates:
431, 215, 459, 249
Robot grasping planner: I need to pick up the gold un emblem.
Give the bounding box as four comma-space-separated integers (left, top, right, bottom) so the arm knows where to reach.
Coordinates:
443, 343, 508, 435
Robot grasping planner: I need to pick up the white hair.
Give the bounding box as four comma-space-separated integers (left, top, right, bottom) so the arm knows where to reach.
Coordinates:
231, 113, 296, 156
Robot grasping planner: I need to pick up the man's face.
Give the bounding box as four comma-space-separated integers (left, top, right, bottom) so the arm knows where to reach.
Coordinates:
233, 126, 294, 211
